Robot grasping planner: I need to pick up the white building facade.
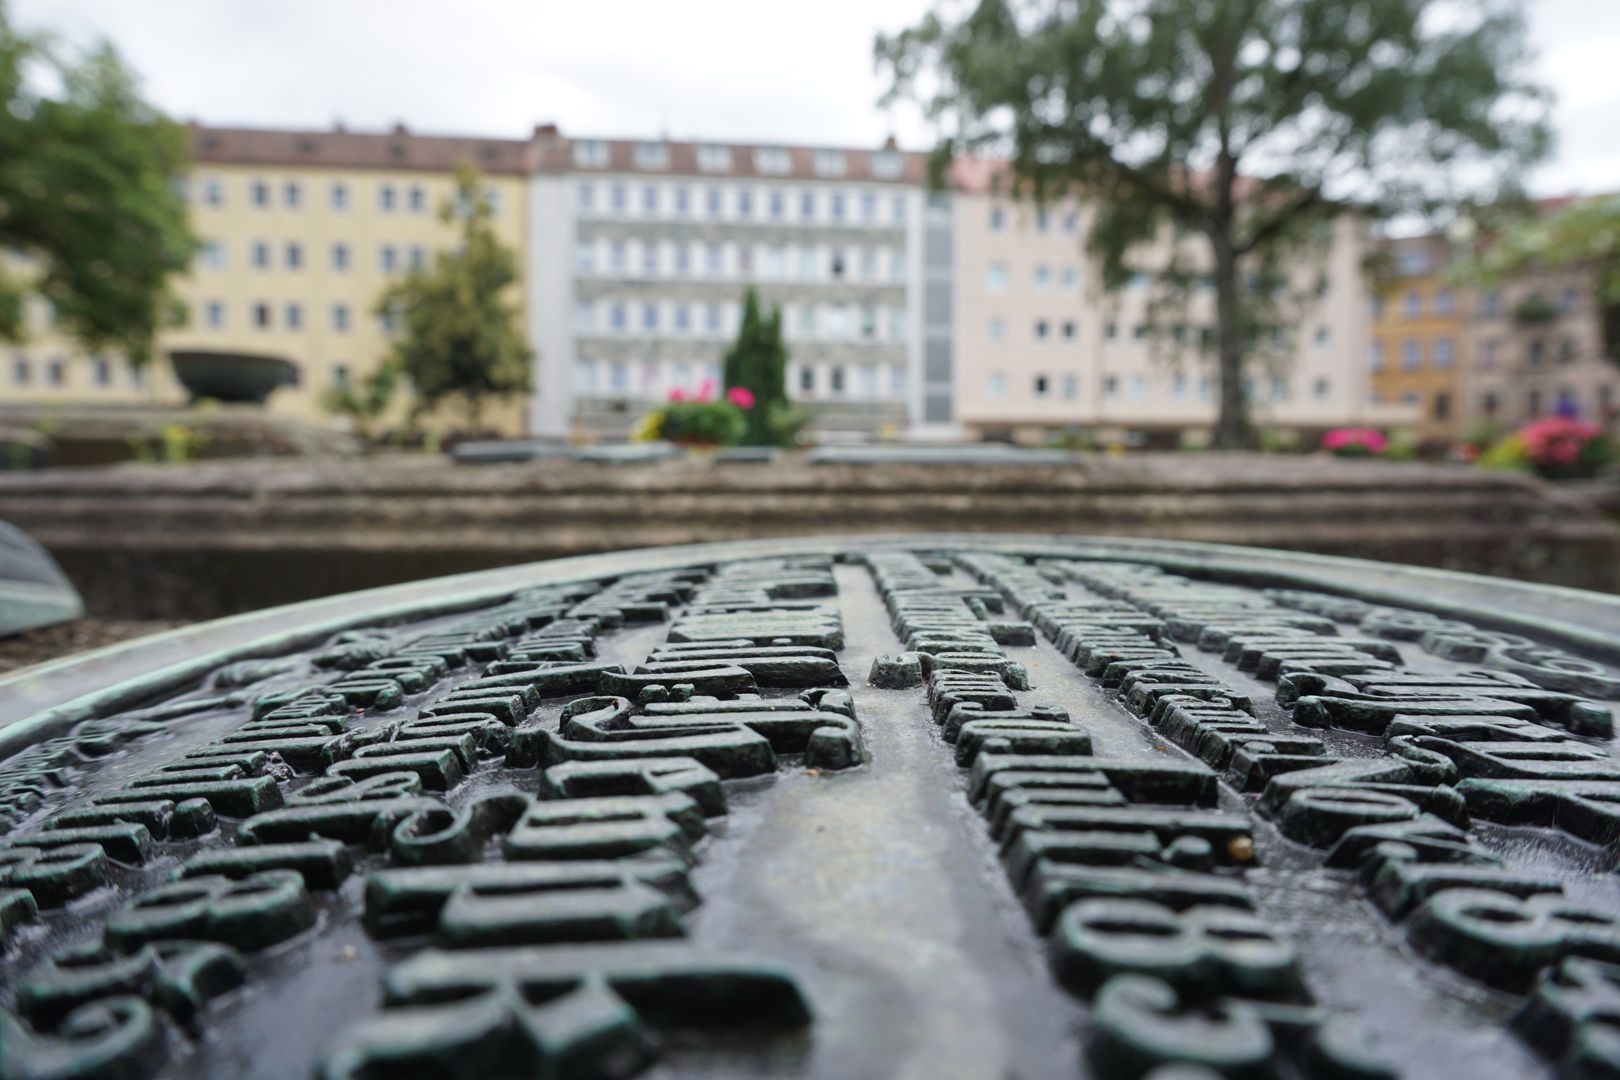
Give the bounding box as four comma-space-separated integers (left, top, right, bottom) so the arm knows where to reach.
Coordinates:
526, 130, 928, 439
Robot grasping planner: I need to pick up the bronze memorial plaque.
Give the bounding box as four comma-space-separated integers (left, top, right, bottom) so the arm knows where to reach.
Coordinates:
2, 538, 1619, 1079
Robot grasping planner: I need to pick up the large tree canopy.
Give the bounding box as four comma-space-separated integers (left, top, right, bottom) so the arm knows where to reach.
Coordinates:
0, 2, 196, 367
377, 162, 532, 429
878, 0, 1549, 446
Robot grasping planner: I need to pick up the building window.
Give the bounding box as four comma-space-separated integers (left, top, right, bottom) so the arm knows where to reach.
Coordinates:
378, 183, 396, 212
1433, 391, 1452, 420
1103, 375, 1119, 399
1435, 288, 1455, 315
408, 185, 426, 213
1033, 264, 1051, 290
573, 140, 609, 168
871, 151, 902, 179
252, 241, 270, 269
331, 243, 349, 271
1401, 339, 1421, 369
611, 184, 628, 212
642, 242, 659, 276
203, 177, 224, 206
829, 193, 845, 222
610, 303, 627, 332
799, 365, 815, 393
331, 364, 350, 388
1063, 212, 1079, 233
634, 142, 670, 169
986, 262, 1007, 292
1105, 321, 1119, 342
986, 373, 1006, 399
205, 301, 225, 329
1433, 337, 1454, 367
1560, 338, 1577, 363
575, 241, 596, 274
283, 180, 301, 208
1061, 321, 1077, 342
251, 180, 270, 207
1368, 342, 1383, 370
989, 207, 1006, 232
330, 181, 348, 210
201, 241, 225, 269
284, 242, 302, 270
830, 250, 846, 279
987, 318, 1005, 343
409, 245, 426, 270
1314, 377, 1330, 400
674, 186, 690, 215
800, 191, 816, 220
755, 147, 791, 174
1036, 210, 1051, 233
697, 144, 732, 172
814, 150, 847, 177
765, 190, 784, 220
1397, 248, 1431, 275
577, 183, 594, 211
1034, 374, 1050, 397
575, 300, 595, 332
609, 241, 627, 273
674, 304, 691, 333
380, 245, 398, 273
1529, 339, 1545, 366
1314, 324, 1329, 345
1034, 320, 1050, 342
705, 243, 723, 275
253, 302, 271, 329
861, 192, 878, 223
1403, 290, 1421, 317
706, 187, 723, 218
1061, 375, 1078, 399
642, 303, 659, 332
706, 303, 723, 335
285, 302, 302, 330
1528, 389, 1543, 416
642, 185, 658, 214
1061, 265, 1080, 293
1560, 288, 1579, 313
1481, 290, 1503, 317
12, 356, 28, 385
737, 189, 753, 218
829, 365, 846, 393
92, 357, 111, 386
332, 303, 350, 331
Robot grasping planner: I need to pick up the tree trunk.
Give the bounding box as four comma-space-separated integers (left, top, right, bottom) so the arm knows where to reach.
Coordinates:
1209, 224, 1256, 450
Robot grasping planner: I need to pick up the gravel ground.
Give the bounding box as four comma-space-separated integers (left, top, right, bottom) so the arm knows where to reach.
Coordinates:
0, 619, 186, 676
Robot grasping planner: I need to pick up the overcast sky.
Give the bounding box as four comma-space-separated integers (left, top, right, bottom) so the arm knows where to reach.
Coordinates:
15, 0, 1620, 196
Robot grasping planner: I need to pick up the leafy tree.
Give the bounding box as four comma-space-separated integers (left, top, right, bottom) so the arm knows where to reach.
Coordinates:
323, 360, 401, 442
722, 288, 790, 445
878, 0, 1549, 447
377, 162, 532, 429
0, 2, 196, 366
1459, 195, 1620, 362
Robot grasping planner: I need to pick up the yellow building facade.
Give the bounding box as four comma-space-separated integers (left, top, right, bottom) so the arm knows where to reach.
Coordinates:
2, 124, 532, 434
1367, 235, 1467, 444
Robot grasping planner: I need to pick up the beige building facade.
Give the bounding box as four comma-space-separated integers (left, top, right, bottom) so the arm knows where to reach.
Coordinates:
4, 124, 531, 433
1461, 265, 1620, 435
949, 163, 1414, 444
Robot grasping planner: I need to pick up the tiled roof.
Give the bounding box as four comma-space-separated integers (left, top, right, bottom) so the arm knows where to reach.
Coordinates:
188, 124, 534, 175
188, 122, 930, 184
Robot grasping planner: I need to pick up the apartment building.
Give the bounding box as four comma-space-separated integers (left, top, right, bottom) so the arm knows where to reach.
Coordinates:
949, 161, 1405, 444
1462, 264, 1620, 435
524, 128, 928, 438
4, 123, 531, 432
1368, 235, 1466, 444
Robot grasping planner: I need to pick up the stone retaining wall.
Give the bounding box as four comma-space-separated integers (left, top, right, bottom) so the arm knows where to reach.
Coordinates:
1, 452, 1614, 619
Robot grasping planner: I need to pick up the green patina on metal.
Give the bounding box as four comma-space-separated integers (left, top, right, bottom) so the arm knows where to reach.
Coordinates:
0, 536, 1618, 1078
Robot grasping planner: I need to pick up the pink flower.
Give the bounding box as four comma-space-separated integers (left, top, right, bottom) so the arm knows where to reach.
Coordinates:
695, 379, 716, 402
726, 386, 756, 409
668, 388, 688, 403
1321, 428, 1387, 454
1517, 416, 1600, 467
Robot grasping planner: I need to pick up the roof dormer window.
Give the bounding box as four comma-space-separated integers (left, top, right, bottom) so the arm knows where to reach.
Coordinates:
696, 144, 732, 172
634, 141, 670, 170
